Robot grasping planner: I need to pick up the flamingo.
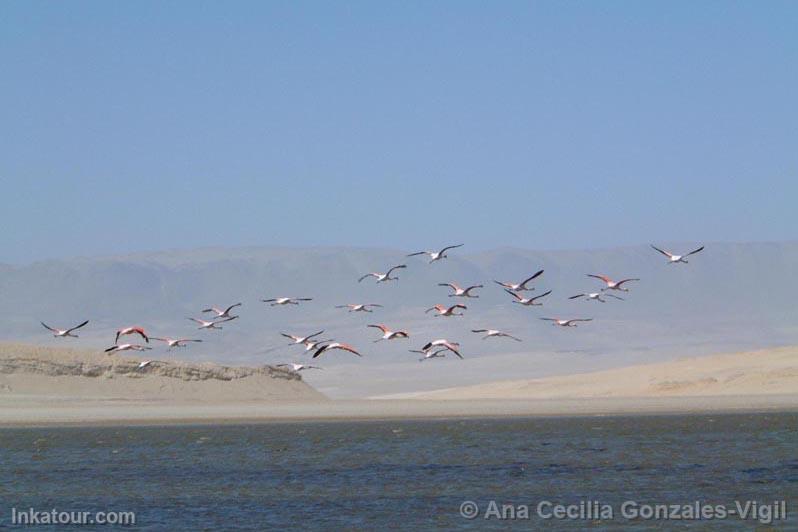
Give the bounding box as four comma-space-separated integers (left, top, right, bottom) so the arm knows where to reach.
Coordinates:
471, 329, 522, 341
506, 289, 552, 306
150, 337, 203, 349
407, 244, 464, 263
281, 330, 325, 345
105, 343, 152, 354
420, 339, 463, 358
358, 265, 407, 283
262, 297, 312, 306
569, 292, 624, 303
40, 320, 89, 338
651, 244, 705, 264
425, 303, 467, 317
202, 303, 242, 319
188, 316, 237, 330
335, 303, 383, 313
587, 274, 639, 292
302, 337, 334, 352
411, 348, 449, 362
277, 363, 323, 372
493, 270, 544, 292
540, 318, 593, 327
115, 327, 149, 344
367, 324, 410, 342
438, 282, 483, 298
312, 342, 362, 359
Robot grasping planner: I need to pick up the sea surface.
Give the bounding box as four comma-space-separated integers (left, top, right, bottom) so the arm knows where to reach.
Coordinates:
1, 413, 796, 530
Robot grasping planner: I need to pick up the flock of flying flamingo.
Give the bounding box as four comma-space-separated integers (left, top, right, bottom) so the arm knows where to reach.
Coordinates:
40, 243, 705, 371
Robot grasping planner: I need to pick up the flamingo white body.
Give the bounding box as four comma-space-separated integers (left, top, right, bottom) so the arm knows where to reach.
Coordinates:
312, 342, 362, 359
651, 244, 705, 264
281, 330, 325, 345
407, 244, 463, 263
105, 343, 152, 354
506, 289, 552, 306
569, 292, 624, 303
202, 303, 242, 319
411, 348, 449, 362
471, 329, 522, 341
493, 270, 544, 292
587, 274, 639, 292
115, 326, 149, 344
41, 320, 89, 338
358, 264, 407, 283
262, 297, 312, 306
368, 324, 410, 342
425, 304, 467, 317
151, 337, 203, 349
277, 363, 322, 372
419, 339, 462, 358
540, 318, 593, 327
188, 316, 236, 330
438, 282, 482, 298
336, 303, 383, 313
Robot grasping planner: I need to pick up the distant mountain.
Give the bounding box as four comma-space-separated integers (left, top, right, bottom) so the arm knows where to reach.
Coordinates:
2, 242, 796, 397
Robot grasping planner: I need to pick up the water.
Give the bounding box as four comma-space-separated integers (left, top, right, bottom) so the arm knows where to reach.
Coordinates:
1, 413, 796, 530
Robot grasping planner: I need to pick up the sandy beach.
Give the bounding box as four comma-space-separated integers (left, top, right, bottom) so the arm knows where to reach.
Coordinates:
2, 395, 797, 427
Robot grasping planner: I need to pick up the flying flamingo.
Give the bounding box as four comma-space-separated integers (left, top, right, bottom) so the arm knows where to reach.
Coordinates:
471, 329, 522, 341
540, 318, 593, 327
202, 303, 242, 319
506, 289, 552, 306
420, 339, 463, 358
115, 326, 149, 344
425, 303, 467, 317
335, 303, 383, 313
367, 324, 410, 342
40, 320, 89, 338
358, 265, 407, 283
150, 337, 203, 349
438, 282, 483, 298
261, 297, 312, 306
301, 337, 334, 352
188, 316, 237, 330
277, 363, 323, 372
493, 270, 544, 292
312, 342, 362, 359
651, 244, 705, 264
281, 330, 325, 345
105, 343, 152, 354
587, 274, 639, 291
569, 292, 624, 303
407, 244, 464, 263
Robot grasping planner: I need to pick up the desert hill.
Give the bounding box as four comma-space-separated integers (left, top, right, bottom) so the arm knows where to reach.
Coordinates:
0, 343, 326, 402
385, 346, 798, 400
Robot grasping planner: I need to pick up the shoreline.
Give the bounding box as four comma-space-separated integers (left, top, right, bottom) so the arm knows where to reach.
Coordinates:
1, 394, 796, 428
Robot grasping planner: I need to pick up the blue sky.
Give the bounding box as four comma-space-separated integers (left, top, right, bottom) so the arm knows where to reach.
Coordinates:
1, 1, 796, 263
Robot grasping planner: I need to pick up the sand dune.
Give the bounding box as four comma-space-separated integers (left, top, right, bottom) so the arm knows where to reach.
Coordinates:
384, 346, 798, 400
1, 343, 796, 425
0, 343, 326, 403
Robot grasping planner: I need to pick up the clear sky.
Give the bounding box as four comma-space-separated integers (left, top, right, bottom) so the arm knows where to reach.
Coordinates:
1, 1, 796, 263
